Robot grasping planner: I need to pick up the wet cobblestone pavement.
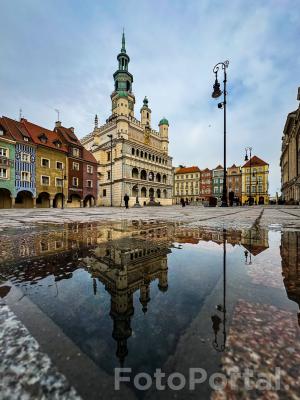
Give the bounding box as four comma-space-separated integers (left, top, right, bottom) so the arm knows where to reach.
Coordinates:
0, 207, 300, 399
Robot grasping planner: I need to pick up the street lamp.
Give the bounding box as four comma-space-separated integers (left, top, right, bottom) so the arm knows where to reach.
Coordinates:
61, 166, 66, 209
212, 60, 229, 207
245, 147, 252, 205
107, 134, 113, 207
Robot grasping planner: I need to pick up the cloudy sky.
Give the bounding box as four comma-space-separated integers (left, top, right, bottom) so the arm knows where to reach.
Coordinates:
1, 0, 299, 195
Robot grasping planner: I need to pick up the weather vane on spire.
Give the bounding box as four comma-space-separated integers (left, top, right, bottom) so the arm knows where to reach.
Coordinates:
121, 28, 126, 53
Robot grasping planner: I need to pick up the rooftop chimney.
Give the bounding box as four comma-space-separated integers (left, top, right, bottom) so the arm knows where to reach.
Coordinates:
69, 127, 74, 133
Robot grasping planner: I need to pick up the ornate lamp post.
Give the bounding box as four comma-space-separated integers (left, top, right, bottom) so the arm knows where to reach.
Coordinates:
245, 147, 252, 205
212, 60, 229, 207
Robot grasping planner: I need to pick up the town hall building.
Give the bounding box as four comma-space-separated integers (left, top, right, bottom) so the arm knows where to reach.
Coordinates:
81, 32, 173, 206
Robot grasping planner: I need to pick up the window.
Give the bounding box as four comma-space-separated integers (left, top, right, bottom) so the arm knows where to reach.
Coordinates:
56, 178, 63, 187
41, 158, 50, 168
20, 171, 30, 182
21, 153, 30, 162
107, 171, 111, 180
72, 148, 80, 157
0, 168, 7, 178
40, 241, 49, 252
246, 185, 250, 193
87, 180, 93, 188
0, 148, 7, 157
103, 189, 107, 197
56, 161, 63, 170
23, 137, 29, 142
73, 177, 79, 187
214, 187, 218, 193
73, 162, 80, 171
41, 175, 50, 185
87, 165, 93, 174
0, 129, 4, 136
107, 152, 111, 161
258, 185, 263, 193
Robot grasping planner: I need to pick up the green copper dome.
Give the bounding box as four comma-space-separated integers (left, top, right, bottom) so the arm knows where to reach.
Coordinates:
117, 91, 128, 98
159, 117, 169, 126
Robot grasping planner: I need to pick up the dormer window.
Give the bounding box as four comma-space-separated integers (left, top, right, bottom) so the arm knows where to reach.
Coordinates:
53, 140, 62, 148
23, 136, 29, 142
0, 128, 4, 136
72, 147, 80, 157
38, 133, 48, 144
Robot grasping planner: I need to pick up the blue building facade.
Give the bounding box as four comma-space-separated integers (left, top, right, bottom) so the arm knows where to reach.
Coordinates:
15, 142, 36, 198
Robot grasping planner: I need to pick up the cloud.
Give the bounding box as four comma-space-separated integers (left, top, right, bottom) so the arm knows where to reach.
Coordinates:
0, 0, 299, 195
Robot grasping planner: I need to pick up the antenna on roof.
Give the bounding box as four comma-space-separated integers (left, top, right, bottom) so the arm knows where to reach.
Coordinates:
55, 109, 60, 121
19, 108, 22, 121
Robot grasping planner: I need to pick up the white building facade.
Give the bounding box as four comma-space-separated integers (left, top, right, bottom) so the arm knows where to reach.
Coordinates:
81, 33, 173, 207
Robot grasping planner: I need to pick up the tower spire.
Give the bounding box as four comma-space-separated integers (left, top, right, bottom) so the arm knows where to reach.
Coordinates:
121, 29, 126, 53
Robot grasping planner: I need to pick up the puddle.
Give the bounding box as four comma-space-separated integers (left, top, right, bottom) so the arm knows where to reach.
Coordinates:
0, 221, 300, 399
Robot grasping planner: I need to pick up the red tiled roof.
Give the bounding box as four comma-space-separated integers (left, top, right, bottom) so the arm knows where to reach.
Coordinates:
201, 168, 211, 173
175, 166, 200, 174
21, 120, 68, 152
1, 116, 34, 144
55, 126, 79, 144
83, 148, 97, 164
242, 155, 268, 168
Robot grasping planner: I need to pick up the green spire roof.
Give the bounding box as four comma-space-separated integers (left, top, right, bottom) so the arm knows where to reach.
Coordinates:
121, 29, 126, 53
143, 96, 148, 106
159, 117, 169, 126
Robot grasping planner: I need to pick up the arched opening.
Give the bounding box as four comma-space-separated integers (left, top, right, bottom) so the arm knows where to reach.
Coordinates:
163, 189, 167, 199
145, 152, 147, 159
15, 190, 34, 209
141, 187, 147, 197
36, 192, 50, 208
136, 149, 140, 157
156, 173, 161, 182
156, 189, 161, 198
53, 193, 65, 208
68, 194, 81, 208
141, 170, 147, 180
0, 188, 12, 208
132, 148, 135, 155
149, 188, 154, 200
84, 195, 95, 207
132, 168, 139, 179
140, 151, 143, 158
162, 174, 167, 184
132, 185, 138, 197
259, 196, 264, 205
148, 172, 154, 181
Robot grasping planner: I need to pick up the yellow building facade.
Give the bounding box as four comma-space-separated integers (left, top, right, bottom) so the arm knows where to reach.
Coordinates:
241, 155, 269, 205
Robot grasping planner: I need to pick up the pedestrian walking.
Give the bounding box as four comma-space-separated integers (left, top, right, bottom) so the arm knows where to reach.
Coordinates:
124, 193, 129, 209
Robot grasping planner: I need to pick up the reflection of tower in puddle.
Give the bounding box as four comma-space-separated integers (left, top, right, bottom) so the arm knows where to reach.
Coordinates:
86, 237, 170, 366
241, 228, 269, 264
281, 231, 300, 326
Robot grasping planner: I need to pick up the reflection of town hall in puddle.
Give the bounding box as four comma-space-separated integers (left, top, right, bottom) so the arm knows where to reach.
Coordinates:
84, 237, 170, 366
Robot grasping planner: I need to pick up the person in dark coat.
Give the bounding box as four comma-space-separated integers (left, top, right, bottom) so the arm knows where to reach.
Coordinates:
124, 194, 129, 209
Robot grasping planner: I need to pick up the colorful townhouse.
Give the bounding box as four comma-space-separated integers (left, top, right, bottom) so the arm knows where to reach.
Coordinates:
199, 168, 212, 201
227, 164, 242, 203
54, 122, 98, 207
1, 117, 36, 208
241, 155, 269, 205
22, 119, 69, 208
173, 166, 200, 204
212, 165, 224, 200
0, 118, 16, 208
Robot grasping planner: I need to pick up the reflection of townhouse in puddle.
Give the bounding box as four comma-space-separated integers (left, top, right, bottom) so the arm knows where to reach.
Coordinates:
281, 231, 300, 326
84, 237, 170, 366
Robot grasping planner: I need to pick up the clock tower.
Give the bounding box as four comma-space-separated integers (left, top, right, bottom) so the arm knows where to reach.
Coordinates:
111, 31, 135, 118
